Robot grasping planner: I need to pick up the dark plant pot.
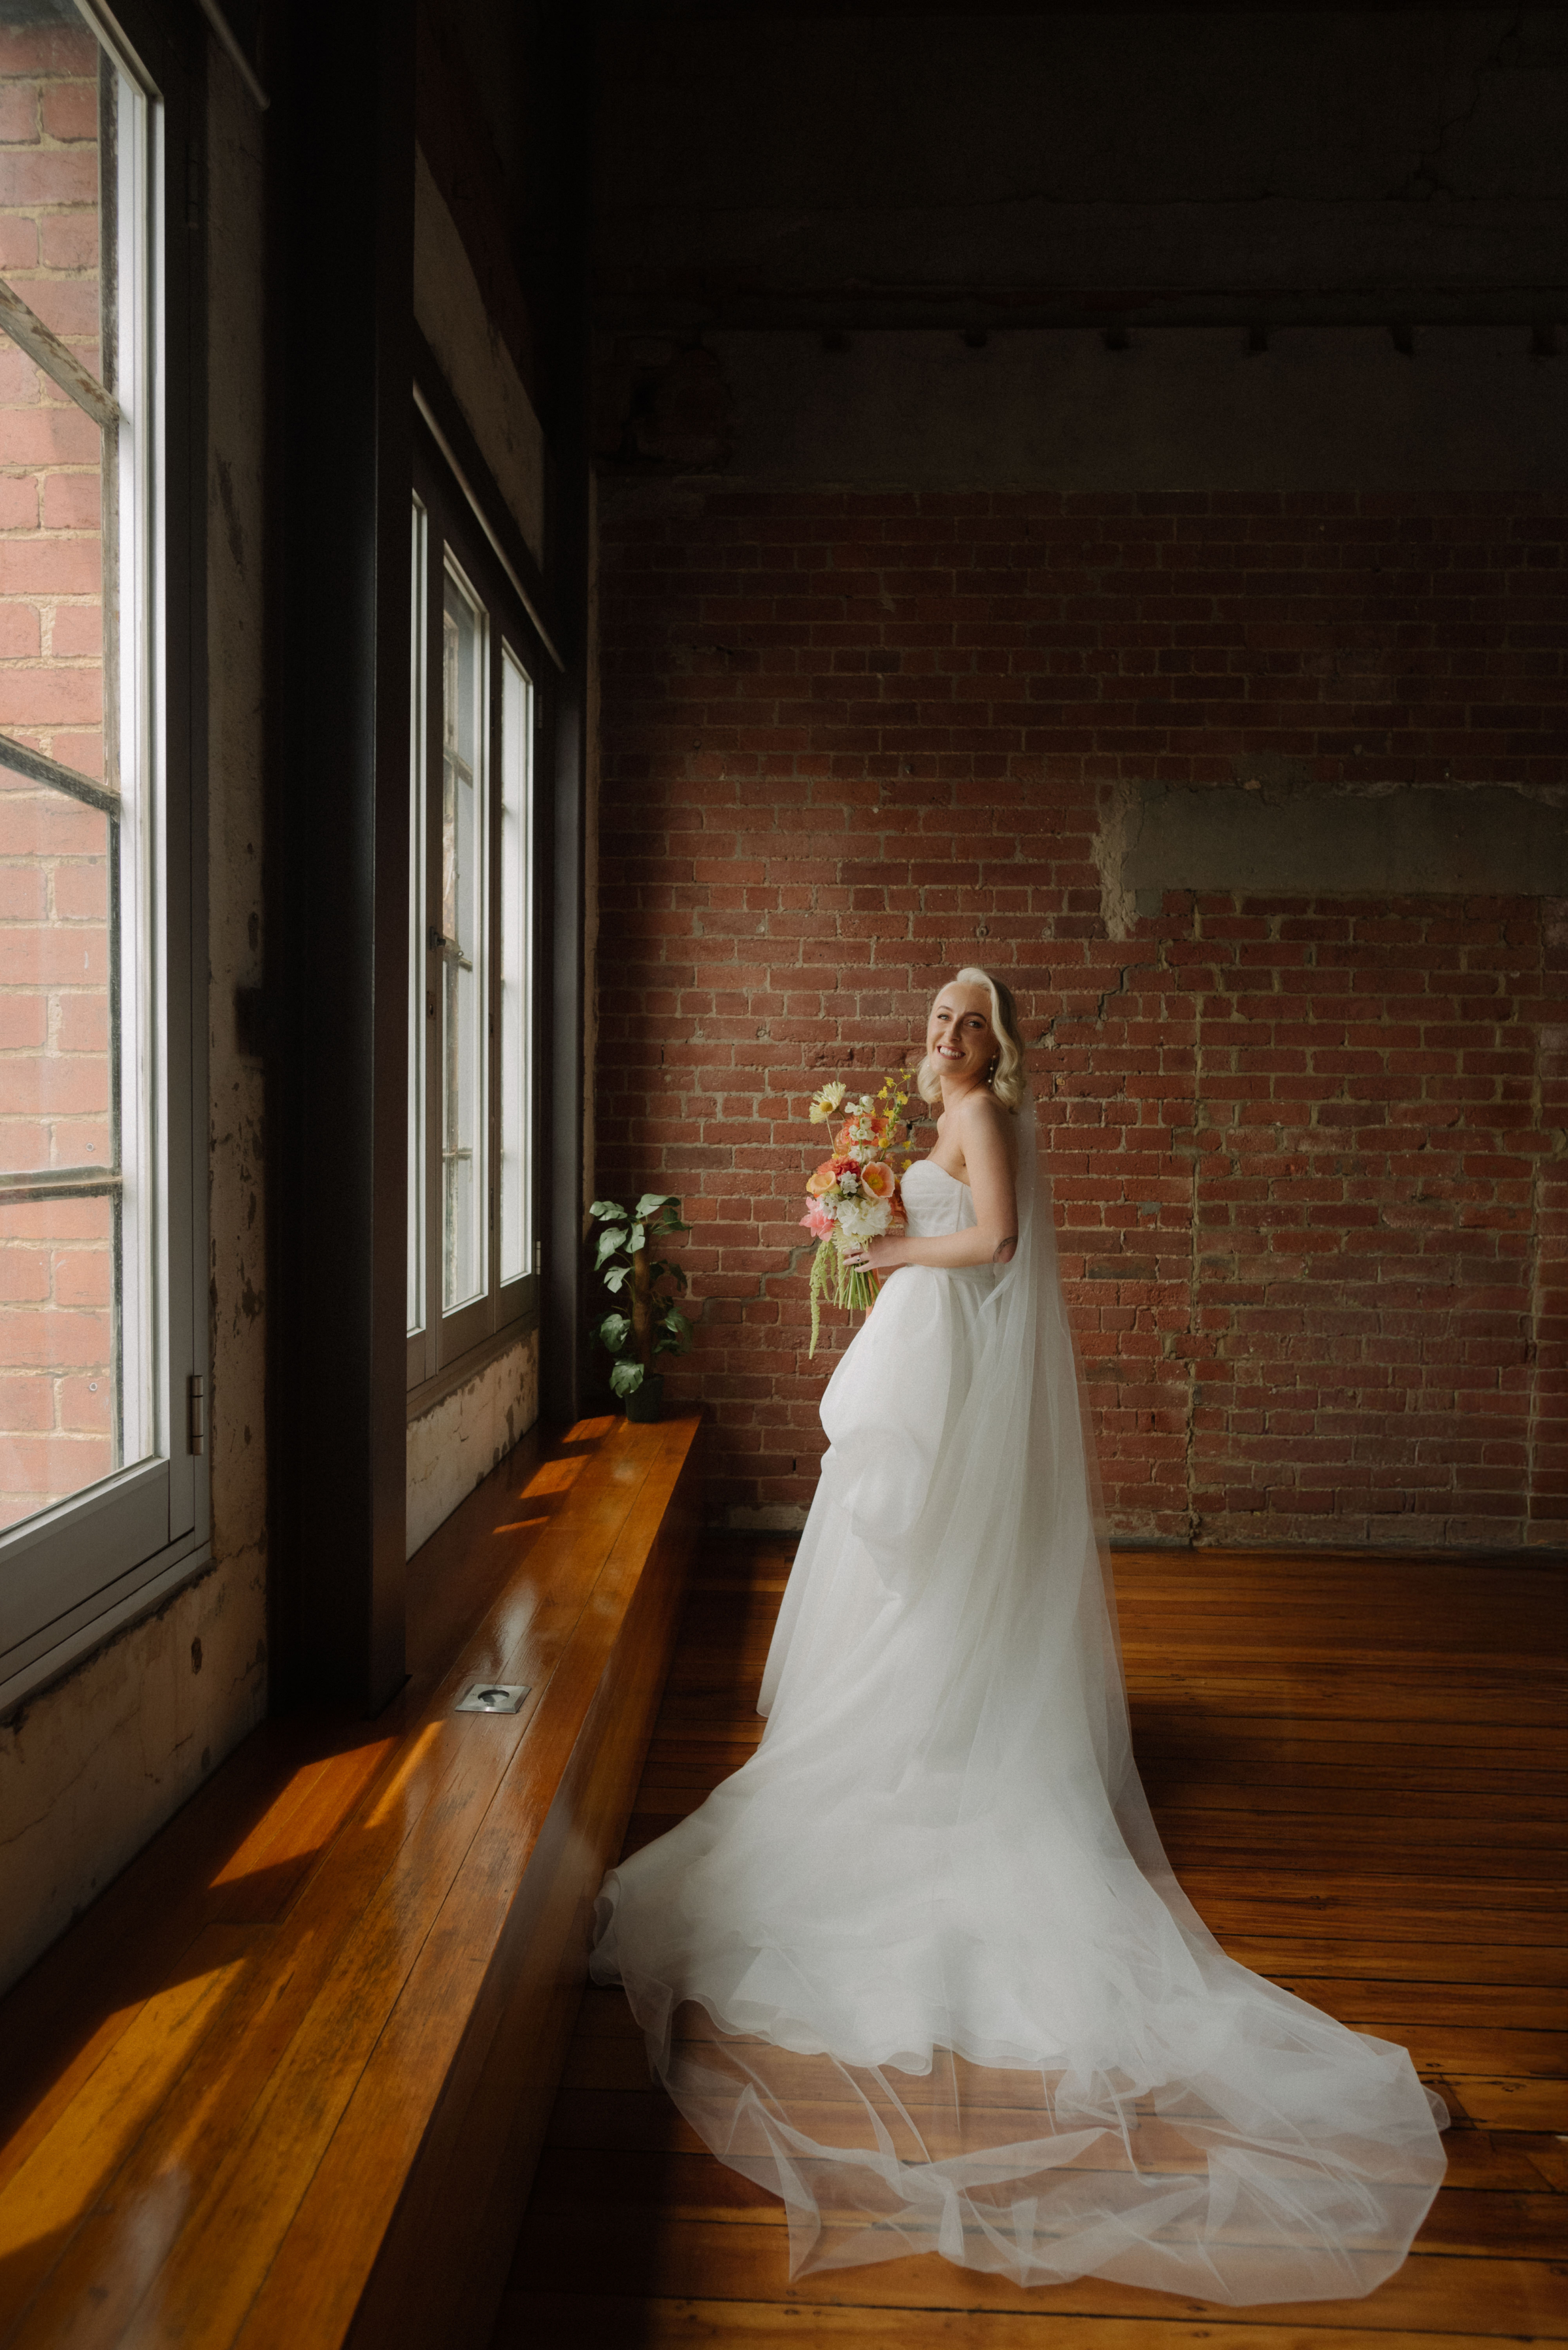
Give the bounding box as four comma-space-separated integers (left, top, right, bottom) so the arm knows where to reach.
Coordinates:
625, 1371, 664, 1423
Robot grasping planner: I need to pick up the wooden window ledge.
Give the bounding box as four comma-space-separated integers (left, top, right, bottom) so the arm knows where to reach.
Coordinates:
0, 1410, 704, 2349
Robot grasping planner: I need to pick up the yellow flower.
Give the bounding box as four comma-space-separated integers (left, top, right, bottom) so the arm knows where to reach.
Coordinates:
808, 1080, 847, 1124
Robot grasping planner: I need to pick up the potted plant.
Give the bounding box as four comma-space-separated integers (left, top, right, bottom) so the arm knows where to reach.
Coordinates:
589, 1191, 693, 1421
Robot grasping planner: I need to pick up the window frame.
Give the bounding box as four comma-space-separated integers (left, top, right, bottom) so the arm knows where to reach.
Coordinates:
0, 0, 205, 1713
406, 415, 545, 1408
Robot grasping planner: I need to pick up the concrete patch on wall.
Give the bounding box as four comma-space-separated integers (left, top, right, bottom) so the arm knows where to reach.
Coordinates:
0, 1557, 266, 1993
406, 1331, 540, 1559
1092, 781, 1140, 944
1111, 780, 1568, 929
415, 145, 545, 560
686, 329, 1568, 493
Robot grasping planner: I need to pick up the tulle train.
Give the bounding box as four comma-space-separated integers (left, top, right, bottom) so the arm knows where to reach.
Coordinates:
591, 1128, 1447, 2302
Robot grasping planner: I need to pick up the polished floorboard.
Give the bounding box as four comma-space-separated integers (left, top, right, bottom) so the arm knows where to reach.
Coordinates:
493, 1536, 1568, 2348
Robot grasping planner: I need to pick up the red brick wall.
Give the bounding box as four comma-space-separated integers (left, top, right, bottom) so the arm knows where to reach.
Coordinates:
593, 487, 1567, 1546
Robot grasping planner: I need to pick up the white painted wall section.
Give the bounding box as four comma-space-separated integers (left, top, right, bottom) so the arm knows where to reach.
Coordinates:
0, 1558, 265, 1992
406, 1331, 540, 1559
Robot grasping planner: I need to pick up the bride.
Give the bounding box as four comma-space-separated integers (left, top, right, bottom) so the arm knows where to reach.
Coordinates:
591, 967, 1447, 2303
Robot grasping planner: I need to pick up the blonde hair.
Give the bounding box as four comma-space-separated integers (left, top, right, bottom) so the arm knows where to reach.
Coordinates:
917, 967, 1028, 1112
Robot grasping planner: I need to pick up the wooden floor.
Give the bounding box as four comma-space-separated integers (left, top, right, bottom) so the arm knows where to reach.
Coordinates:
494, 1536, 1568, 2348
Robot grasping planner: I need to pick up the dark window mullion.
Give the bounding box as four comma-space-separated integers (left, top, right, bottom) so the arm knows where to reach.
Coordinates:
422, 495, 444, 1377
108, 808, 123, 1468
487, 621, 503, 1325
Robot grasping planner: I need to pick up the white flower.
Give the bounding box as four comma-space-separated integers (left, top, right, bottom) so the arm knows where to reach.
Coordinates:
836, 1197, 892, 1245
808, 1080, 847, 1124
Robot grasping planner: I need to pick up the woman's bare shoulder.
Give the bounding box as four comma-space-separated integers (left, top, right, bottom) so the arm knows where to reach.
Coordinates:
952, 1087, 1012, 1138
951, 1088, 1016, 1170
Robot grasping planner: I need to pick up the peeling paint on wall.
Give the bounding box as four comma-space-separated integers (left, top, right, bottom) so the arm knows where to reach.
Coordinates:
406, 1331, 540, 1559
0, 1559, 266, 1989
206, 36, 269, 1593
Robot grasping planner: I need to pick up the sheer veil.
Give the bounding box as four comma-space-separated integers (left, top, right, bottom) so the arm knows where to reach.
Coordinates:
591, 1103, 1447, 2302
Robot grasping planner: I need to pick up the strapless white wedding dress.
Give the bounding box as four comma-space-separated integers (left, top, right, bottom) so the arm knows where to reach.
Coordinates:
591, 1123, 1446, 2302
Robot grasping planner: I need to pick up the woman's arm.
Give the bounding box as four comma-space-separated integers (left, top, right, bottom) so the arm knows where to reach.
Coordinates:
854, 1096, 1019, 1273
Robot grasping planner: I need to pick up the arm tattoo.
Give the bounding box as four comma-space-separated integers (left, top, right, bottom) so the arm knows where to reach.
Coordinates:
993, 1234, 1018, 1263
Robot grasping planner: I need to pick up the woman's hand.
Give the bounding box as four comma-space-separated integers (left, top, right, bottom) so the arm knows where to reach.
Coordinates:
844, 1233, 906, 1274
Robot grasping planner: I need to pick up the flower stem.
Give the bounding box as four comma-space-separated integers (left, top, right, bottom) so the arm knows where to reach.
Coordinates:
832, 1241, 881, 1318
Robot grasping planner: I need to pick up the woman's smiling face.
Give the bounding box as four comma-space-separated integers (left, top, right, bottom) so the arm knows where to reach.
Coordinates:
926, 983, 996, 1091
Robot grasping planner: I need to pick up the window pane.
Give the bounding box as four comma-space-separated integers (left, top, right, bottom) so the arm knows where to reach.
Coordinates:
0, 1187, 116, 1530
498, 644, 531, 1286
0, 760, 112, 1178
440, 561, 485, 1315
407, 498, 426, 1337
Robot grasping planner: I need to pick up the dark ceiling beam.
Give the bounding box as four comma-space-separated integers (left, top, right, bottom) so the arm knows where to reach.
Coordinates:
593, 288, 1568, 335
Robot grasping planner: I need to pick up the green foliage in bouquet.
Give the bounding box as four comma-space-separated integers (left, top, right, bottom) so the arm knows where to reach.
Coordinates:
808, 1235, 849, 1359
589, 1191, 693, 1402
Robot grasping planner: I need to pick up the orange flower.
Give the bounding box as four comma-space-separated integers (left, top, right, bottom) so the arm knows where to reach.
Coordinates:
805, 1160, 838, 1197
859, 1159, 897, 1203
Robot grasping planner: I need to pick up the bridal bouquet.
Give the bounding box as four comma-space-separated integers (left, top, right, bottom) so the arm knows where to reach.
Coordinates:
800, 1075, 912, 1354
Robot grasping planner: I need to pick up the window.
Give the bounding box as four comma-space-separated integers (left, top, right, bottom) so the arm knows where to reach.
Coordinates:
408, 425, 541, 1395
0, 0, 203, 1704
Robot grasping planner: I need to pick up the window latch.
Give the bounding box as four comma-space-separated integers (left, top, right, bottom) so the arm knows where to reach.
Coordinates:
188, 1374, 206, 1456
